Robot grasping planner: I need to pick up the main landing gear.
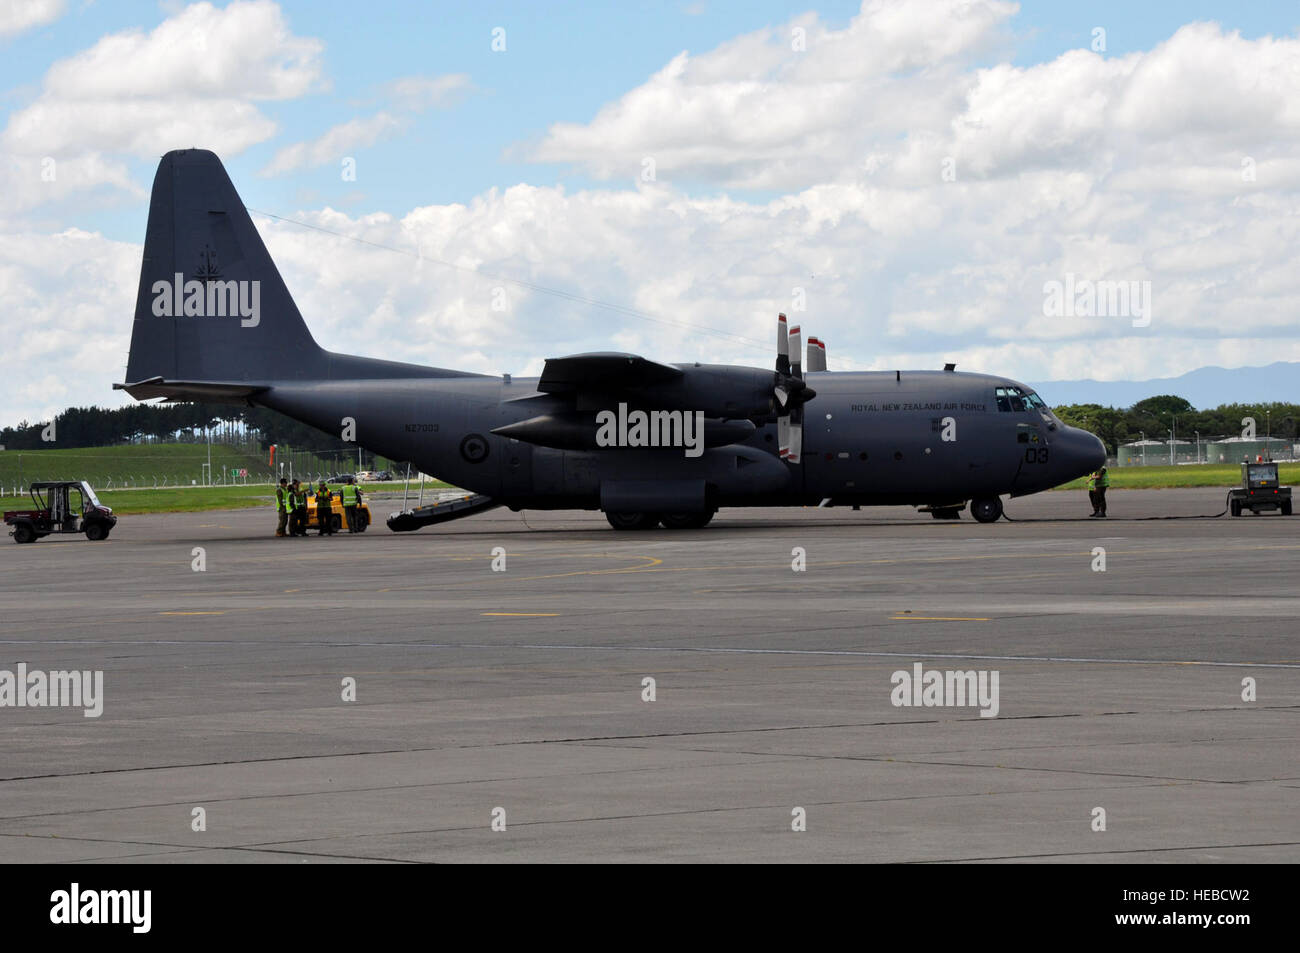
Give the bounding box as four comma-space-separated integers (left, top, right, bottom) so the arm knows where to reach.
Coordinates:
605, 510, 716, 531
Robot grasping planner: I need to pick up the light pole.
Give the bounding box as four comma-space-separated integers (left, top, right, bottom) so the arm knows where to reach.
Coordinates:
1195, 430, 1200, 465
1140, 430, 1146, 465
1170, 414, 1176, 465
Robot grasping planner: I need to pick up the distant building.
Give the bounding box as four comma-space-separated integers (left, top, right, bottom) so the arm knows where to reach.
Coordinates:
1203, 436, 1291, 464
1117, 438, 1198, 467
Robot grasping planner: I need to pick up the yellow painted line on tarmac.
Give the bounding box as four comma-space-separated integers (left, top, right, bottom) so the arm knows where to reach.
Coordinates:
889, 615, 991, 622
481, 612, 560, 617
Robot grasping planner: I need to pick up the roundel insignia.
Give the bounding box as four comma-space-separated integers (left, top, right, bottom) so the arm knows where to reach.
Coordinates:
460, 433, 490, 463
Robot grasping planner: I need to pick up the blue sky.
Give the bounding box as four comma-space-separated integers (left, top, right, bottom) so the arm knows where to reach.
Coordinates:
4, 0, 1300, 421
6, 1, 1298, 239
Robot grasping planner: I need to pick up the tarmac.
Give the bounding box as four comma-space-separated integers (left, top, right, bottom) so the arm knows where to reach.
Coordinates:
0, 487, 1297, 863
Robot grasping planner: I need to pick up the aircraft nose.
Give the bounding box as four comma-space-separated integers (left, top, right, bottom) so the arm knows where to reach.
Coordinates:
1061, 426, 1106, 479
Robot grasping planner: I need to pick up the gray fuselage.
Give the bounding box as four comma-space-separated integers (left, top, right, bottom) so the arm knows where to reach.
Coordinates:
260, 365, 1105, 511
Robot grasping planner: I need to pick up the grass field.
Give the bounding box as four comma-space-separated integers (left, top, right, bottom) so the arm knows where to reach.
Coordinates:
0, 442, 406, 496
0, 443, 273, 490
1055, 461, 1300, 490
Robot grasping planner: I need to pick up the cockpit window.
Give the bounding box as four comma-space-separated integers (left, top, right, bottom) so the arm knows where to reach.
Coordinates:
996, 384, 1046, 413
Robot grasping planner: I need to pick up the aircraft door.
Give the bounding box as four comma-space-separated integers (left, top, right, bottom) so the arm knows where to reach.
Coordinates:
1010, 421, 1050, 491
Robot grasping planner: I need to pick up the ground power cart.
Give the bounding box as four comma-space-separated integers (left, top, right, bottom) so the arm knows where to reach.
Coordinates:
1229, 462, 1292, 516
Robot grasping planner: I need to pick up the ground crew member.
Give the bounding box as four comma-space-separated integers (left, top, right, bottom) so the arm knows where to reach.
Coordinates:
1087, 466, 1110, 518
291, 479, 308, 536
317, 479, 334, 535
275, 478, 289, 536
342, 481, 360, 532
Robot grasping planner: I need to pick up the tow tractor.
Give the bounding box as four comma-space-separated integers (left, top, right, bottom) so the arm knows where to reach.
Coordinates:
1229, 462, 1292, 517
4, 481, 118, 543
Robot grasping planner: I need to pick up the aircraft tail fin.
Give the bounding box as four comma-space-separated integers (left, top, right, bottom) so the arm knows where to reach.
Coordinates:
123, 149, 325, 389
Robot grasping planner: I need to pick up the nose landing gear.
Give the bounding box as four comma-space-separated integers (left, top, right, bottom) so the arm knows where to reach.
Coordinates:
969, 496, 1004, 524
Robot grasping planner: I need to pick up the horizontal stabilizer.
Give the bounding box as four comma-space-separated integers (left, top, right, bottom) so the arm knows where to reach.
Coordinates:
114, 377, 269, 403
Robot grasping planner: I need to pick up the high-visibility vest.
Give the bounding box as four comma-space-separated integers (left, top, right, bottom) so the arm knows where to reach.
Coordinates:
276, 486, 287, 511
342, 485, 358, 505
294, 489, 307, 508
317, 487, 331, 507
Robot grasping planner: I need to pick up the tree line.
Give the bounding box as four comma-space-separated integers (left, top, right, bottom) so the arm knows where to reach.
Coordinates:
1051, 396, 1300, 455
1, 403, 350, 454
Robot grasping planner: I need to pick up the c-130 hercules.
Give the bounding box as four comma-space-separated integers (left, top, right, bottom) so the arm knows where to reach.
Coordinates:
117, 150, 1106, 530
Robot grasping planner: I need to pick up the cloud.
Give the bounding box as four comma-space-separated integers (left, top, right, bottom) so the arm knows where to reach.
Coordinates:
260, 113, 403, 176
385, 73, 472, 111
0, 226, 140, 422
530, 0, 1018, 190
0, 0, 323, 211
0, 0, 64, 39
8, 0, 1300, 425
261, 73, 471, 176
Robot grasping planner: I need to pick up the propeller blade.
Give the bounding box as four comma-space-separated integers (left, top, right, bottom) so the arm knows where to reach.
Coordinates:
774, 385, 789, 407
776, 313, 790, 376
777, 415, 791, 459
789, 325, 802, 379
786, 419, 803, 464
806, 336, 826, 372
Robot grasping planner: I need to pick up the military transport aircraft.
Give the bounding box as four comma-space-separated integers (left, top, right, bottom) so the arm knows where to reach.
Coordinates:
116, 150, 1105, 529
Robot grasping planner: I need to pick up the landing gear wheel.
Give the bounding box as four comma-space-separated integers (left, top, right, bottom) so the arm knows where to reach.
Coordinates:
969, 496, 1003, 524
85, 523, 107, 541
660, 510, 715, 529
929, 507, 961, 520
13, 524, 35, 544
605, 512, 660, 531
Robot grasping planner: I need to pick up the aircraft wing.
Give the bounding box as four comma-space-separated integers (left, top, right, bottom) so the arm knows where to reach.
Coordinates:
537, 353, 684, 394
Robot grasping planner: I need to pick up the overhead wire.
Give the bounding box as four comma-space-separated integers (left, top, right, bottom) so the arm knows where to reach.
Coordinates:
246, 206, 869, 371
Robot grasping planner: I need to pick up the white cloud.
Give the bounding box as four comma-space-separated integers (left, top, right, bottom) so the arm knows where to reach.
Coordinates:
531, 0, 1017, 190
0, 0, 323, 211
261, 73, 470, 177
0, 0, 64, 38
0, 226, 140, 422
261, 113, 403, 176
8, 0, 1300, 425
386, 73, 472, 111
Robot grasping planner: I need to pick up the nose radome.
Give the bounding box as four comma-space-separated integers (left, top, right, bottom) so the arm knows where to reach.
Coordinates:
1066, 427, 1106, 475
1083, 430, 1105, 470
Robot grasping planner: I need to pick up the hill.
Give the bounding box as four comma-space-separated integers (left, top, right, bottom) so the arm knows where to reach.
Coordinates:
1030, 361, 1300, 409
